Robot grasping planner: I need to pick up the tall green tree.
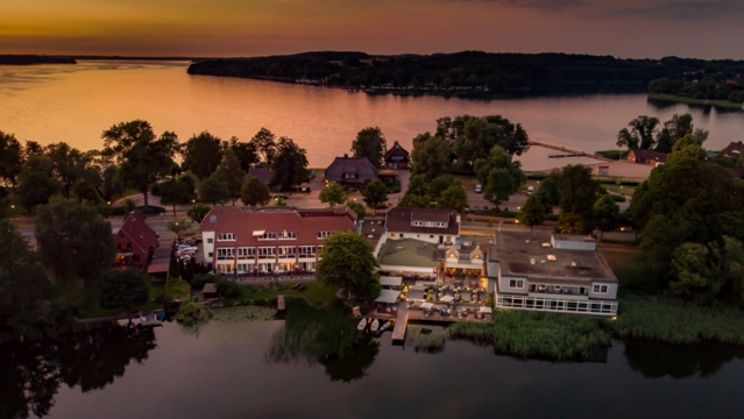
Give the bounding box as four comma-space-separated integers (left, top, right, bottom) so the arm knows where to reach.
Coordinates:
536, 174, 561, 208
102, 120, 178, 208
616, 115, 660, 150
518, 193, 547, 231
271, 137, 309, 191
182, 131, 223, 179
319, 182, 347, 208
351, 127, 387, 167
187, 203, 211, 223
438, 183, 467, 212
35, 198, 115, 284
160, 175, 196, 216
17, 155, 62, 212
241, 176, 271, 207
250, 127, 277, 165
44, 142, 97, 197
99, 269, 150, 310
655, 113, 708, 153
410, 133, 450, 178
559, 164, 597, 227
0, 220, 66, 343
317, 233, 380, 301
474, 145, 524, 205
215, 149, 245, 205
362, 180, 389, 210
593, 194, 620, 240
225, 136, 258, 171
346, 200, 366, 219
198, 174, 230, 205
0, 131, 23, 189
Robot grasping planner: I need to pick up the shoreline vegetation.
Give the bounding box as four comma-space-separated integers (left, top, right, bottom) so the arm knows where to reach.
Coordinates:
0, 55, 76, 65
186, 51, 744, 98
648, 93, 744, 111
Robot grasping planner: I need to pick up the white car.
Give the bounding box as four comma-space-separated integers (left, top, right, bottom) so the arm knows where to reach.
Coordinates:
527, 186, 535, 195
475, 184, 483, 193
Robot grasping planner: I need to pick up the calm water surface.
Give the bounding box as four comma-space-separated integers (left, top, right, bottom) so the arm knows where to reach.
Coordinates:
4, 319, 743, 419
1, 60, 743, 170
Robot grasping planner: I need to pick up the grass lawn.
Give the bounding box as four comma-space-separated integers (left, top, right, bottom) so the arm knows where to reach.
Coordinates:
232, 281, 338, 308
601, 183, 636, 197
601, 247, 649, 290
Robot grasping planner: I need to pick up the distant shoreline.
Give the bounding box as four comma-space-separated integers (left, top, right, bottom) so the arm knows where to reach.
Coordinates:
647, 93, 744, 111
0, 55, 76, 65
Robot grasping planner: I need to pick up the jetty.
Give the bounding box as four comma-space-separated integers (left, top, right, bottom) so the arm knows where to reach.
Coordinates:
391, 303, 409, 344
529, 140, 612, 162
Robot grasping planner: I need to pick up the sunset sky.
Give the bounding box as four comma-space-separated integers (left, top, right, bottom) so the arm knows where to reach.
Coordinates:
2, 0, 743, 59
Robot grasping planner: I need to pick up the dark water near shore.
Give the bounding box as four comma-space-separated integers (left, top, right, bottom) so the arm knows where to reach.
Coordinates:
1, 60, 743, 170
3, 319, 744, 419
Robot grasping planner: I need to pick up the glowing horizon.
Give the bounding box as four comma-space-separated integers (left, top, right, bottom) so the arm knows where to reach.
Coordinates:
2, 0, 743, 59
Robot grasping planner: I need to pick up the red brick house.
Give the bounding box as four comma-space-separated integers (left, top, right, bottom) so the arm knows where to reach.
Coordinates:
626, 149, 667, 165
114, 213, 159, 269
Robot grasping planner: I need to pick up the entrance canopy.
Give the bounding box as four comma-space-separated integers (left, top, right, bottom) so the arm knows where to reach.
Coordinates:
375, 289, 401, 304
380, 276, 403, 287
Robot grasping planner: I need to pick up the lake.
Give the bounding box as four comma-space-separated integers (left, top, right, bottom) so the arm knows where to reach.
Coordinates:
3, 318, 743, 419
1, 60, 743, 171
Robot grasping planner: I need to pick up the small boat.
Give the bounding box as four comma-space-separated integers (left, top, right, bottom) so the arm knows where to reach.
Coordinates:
378, 321, 391, 333
370, 319, 380, 333
357, 318, 368, 331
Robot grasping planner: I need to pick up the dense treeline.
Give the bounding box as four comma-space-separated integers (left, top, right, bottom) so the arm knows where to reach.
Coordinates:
188, 51, 744, 97
650, 77, 744, 104
0, 55, 76, 65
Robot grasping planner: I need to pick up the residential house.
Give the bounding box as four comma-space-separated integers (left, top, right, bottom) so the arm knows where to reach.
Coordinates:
443, 239, 484, 276
200, 206, 356, 275
384, 207, 460, 246
385, 141, 410, 169
626, 149, 667, 165
324, 155, 378, 186
113, 213, 159, 269
487, 232, 618, 316
721, 141, 744, 159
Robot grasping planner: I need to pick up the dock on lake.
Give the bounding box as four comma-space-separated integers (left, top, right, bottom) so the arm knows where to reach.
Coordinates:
392, 303, 408, 344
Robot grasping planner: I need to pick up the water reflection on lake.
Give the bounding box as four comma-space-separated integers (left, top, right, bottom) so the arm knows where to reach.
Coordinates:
2, 318, 744, 419
1, 61, 743, 170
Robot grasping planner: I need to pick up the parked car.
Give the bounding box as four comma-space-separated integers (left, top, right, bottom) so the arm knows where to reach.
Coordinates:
475, 184, 483, 193
274, 193, 290, 200
527, 186, 534, 195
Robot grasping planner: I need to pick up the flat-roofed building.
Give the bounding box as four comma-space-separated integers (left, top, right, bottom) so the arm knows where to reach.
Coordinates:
487, 232, 618, 316
200, 206, 356, 275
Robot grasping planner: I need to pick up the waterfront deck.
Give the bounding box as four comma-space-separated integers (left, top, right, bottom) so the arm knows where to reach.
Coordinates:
391, 304, 408, 344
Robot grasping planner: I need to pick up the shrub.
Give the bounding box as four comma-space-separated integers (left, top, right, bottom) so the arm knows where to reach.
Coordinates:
217, 279, 241, 299
191, 273, 220, 290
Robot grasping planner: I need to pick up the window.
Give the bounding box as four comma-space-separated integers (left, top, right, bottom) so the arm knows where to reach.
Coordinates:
207, 238, 213, 244
217, 248, 235, 259
258, 231, 278, 240
509, 279, 524, 288
281, 231, 297, 240
593, 284, 609, 294
298, 245, 316, 257
237, 247, 256, 258
317, 231, 333, 239
278, 246, 296, 257
258, 247, 276, 257
217, 233, 236, 241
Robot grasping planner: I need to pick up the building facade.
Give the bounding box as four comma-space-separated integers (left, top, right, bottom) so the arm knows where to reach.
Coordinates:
200, 207, 356, 275
383, 207, 460, 246
385, 141, 410, 169
488, 233, 618, 316
113, 213, 159, 269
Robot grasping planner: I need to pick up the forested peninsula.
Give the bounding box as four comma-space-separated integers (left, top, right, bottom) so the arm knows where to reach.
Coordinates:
187, 51, 744, 98
0, 55, 76, 65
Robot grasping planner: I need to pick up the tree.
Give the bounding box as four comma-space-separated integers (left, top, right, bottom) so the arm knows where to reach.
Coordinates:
182, 131, 223, 179
655, 113, 709, 153
271, 137, 309, 191
225, 136, 258, 171
346, 200, 366, 219
102, 120, 178, 208
71, 179, 101, 205
168, 219, 189, 241
0, 220, 65, 343
410, 133, 449, 178
35, 198, 115, 284
559, 165, 597, 227
556, 213, 587, 235
198, 174, 230, 205
241, 176, 271, 207
214, 149, 245, 205
99, 269, 150, 310
362, 180, 389, 210
536, 174, 560, 208
670, 242, 723, 304
351, 127, 387, 167
438, 183, 467, 212
44, 142, 97, 197
187, 204, 211, 223
0, 131, 23, 188
616, 115, 659, 150
474, 146, 524, 205
518, 193, 547, 231
317, 232, 380, 301
593, 194, 619, 240
17, 155, 62, 212
250, 127, 277, 165
159, 175, 196, 216
319, 182, 347, 208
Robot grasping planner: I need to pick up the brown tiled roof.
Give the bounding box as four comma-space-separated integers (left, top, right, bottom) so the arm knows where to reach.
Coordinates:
324, 156, 378, 184
385, 207, 460, 236
721, 141, 744, 158
200, 206, 357, 246
385, 141, 410, 161
628, 149, 667, 162
118, 214, 159, 255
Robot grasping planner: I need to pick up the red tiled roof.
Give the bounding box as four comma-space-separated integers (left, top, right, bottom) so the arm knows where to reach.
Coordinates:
722, 141, 744, 158
118, 213, 159, 255
200, 206, 357, 246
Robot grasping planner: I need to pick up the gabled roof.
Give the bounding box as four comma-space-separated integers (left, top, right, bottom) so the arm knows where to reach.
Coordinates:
385, 207, 460, 236
325, 156, 378, 183
385, 141, 410, 160
721, 141, 744, 158
117, 213, 159, 255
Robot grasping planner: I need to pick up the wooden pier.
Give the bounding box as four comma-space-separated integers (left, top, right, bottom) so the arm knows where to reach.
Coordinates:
529, 140, 612, 162
391, 303, 408, 344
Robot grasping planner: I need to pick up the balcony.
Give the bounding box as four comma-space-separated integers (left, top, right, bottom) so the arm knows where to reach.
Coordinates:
495, 294, 617, 316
